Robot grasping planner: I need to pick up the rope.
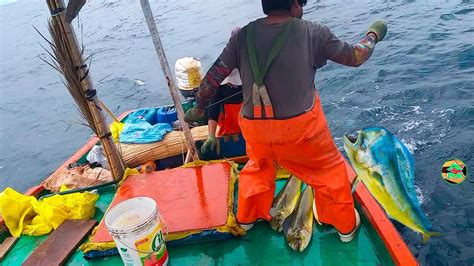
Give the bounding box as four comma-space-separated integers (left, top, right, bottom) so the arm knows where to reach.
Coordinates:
178, 122, 186, 164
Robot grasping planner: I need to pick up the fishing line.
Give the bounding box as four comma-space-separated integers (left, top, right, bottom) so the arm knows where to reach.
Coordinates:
203, 91, 243, 110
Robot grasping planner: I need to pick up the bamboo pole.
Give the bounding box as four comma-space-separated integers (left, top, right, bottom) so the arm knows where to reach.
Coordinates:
139, 0, 199, 161
47, 0, 125, 180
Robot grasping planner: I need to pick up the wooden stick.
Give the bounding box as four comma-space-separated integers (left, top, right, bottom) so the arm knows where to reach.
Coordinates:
99, 100, 119, 123
47, 0, 125, 180
184, 148, 192, 164
139, 0, 199, 162
0, 237, 18, 261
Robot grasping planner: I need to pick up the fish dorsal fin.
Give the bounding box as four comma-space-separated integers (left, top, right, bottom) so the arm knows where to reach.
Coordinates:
392, 134, 432, 229
392, 136, 417, 205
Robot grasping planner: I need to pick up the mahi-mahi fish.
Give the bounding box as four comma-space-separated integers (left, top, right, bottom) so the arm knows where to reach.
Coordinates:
283, 186, 314, 252
343, 127, 440, 243
269, 175, 302, 232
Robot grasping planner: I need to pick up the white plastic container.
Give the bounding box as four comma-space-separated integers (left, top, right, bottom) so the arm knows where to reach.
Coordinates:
105, 197, 168, 266
175, 57, 203, 91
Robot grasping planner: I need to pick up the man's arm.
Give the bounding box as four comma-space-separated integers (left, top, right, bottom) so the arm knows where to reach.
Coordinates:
185, 29, 240, 123
319, 21, 387, 67
195, 59, 233, 110
330, 33, 377, 67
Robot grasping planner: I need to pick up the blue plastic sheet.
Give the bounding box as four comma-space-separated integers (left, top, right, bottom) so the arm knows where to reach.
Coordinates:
119, 108, 173, 144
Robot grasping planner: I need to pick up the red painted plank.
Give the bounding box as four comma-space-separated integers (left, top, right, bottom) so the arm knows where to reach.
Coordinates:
92, 162, 232, 243
24, 185, 45, 197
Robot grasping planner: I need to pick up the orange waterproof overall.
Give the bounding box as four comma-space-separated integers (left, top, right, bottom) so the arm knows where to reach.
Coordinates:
237, 95, 356, 234
216, 103, 242, 137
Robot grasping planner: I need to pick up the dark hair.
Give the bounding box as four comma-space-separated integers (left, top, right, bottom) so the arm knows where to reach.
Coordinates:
261, 0, 307, 15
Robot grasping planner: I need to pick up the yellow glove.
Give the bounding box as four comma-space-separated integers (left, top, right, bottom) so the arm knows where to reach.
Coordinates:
367, 20, 388, 43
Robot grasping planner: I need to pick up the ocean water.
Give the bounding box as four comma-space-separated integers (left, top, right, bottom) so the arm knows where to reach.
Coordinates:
0, 0, 473, 264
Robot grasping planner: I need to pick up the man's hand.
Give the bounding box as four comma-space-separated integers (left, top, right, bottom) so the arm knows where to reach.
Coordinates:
184, 107, 204, 123
367, 20, 387, 43
201, 135, 217, 154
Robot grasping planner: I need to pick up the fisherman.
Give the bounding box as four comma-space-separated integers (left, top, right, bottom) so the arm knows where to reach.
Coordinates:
201, 29, 243, 154
185, 0, 387, 242
201, 69, 243, 154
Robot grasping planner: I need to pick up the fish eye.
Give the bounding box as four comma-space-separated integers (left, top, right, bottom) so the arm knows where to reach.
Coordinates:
360, 143, 367, 149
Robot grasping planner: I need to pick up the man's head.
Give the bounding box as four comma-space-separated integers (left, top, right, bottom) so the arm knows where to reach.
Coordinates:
262, 0, 307, 18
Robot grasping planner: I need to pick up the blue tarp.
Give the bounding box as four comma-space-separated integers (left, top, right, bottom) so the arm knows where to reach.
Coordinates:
119, 108, 173, 144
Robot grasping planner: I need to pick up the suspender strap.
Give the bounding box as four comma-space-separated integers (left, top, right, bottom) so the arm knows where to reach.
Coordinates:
246, 19, 294, 118
246, 19, 294, 86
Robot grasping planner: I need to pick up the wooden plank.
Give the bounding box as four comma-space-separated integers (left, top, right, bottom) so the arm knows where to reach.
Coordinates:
0, 221, 6, 232
0, 237, 18, 261
23, 219, 97, 266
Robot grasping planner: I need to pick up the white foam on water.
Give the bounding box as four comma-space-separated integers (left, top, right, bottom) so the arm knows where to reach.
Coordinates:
400, 138, 430, 153
410, 105, 422, 115
399, 119, 435, 133
400, 120, 421, 132
415, 185, 425, 205
432, 108, 455, 118
134, 79, 146, 86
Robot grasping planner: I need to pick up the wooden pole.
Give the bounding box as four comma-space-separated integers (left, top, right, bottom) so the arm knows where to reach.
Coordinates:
48, 0, 125, 180
140, 0, 199, 161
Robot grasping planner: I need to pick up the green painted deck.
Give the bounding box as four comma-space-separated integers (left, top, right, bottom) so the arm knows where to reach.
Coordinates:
3, 179, 394, 265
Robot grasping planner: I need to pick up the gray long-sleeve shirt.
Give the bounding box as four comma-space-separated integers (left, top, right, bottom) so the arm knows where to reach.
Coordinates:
197, 17, 376, 119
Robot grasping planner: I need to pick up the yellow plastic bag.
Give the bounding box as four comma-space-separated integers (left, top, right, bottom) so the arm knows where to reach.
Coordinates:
110, 121, 125, 143
0, 187, 99, 237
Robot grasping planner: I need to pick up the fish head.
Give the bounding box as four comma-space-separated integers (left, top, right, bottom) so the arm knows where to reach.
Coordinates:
287, 228, 312, 252
343, 127, 389, 172
269, 212, 286, 232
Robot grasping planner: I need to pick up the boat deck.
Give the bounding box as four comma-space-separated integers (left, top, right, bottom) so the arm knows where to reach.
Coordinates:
1, 110, 416, 265
3, 181, 394, 265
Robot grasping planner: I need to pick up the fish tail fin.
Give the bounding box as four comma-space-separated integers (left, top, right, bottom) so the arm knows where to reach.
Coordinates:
422, 231, 442, 244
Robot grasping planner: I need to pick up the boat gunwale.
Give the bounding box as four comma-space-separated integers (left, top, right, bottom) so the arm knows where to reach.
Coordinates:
351, 177, 418, 265
0, 109, 417, 265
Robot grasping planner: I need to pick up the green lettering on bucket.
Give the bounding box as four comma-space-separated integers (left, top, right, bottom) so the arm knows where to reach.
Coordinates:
152, 231, 164, 252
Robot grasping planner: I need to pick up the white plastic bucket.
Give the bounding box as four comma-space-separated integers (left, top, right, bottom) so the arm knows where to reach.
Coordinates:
105, 197, 168, 266
175, 57, 202, 91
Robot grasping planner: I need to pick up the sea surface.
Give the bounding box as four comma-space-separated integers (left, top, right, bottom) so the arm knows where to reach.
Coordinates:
0, 0, 473, 265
